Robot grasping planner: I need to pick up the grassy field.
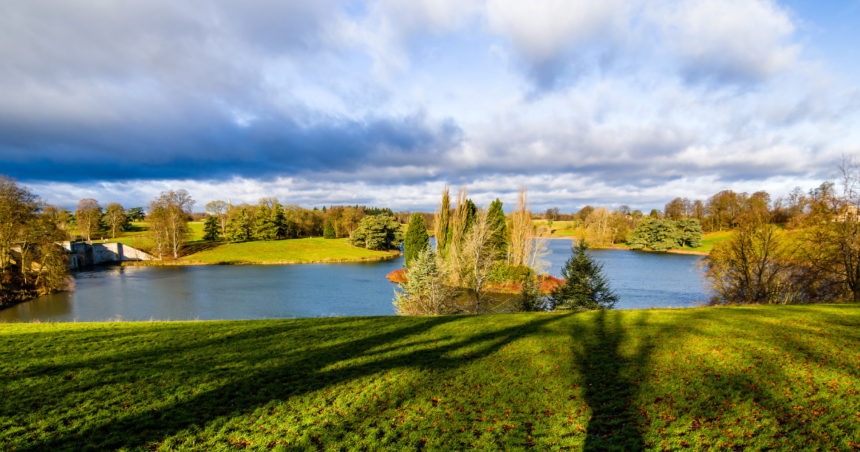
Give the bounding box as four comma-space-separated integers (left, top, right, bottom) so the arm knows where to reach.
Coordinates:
685, 230, 735, 253
105, 221, 206, 248
181, 237, 397, 264
1, 305, 858, 451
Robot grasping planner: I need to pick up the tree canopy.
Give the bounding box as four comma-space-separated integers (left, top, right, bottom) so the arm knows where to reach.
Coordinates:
349, 215, 403, 251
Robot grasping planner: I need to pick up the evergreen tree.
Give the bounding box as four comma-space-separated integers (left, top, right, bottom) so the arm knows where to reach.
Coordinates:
203, 215, 220, 241
349, 215, 404, 250
487, 198, 507, 259
650, 220, 680, 251
226, 208, 251, 242
393, 247, 455, 315
626, 218, 653, 250
437, 189, 451, 253
323, 219, 336, 239
272, 203, 288, 239
404, 213, 430, 267
676, 218, 703, 248
253, 205, 279, 241
464, 199, 478, 231
550, 240, 618, 311
519, 274, 548, 312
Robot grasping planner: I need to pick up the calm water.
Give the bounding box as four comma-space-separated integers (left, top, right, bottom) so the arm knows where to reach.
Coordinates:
0, 239, 709, 322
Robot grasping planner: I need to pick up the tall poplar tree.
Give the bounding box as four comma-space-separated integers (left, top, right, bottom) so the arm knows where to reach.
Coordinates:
404, 213, 430, 267
435, 187, 451, 253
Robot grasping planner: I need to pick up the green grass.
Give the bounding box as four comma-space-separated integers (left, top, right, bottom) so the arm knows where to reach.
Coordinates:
685, 231, 735, 252
182, 237, 396, 264
1, 305, 858, 451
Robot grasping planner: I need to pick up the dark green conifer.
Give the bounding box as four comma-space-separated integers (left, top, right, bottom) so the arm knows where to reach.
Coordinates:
404, 213, 430, 267
253, 205, 279, 241
203, 215, 220, 241
272, 203, 287, 239
464, 199, 477, 231
226, 208, 251, 243
487, 198, 507, 259
550, 240, 618, 311
323, 219, 336, 239
437, 189, 451, 253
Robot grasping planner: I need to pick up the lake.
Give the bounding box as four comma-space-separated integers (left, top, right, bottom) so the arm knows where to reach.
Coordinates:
0, 239, 710, 322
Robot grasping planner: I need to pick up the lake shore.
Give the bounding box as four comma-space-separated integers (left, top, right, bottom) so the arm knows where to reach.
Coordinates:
122, 251, 401, 266
540, 235, 711, 255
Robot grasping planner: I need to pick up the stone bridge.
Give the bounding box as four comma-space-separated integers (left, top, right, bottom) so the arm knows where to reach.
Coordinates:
61, 242, 158, 269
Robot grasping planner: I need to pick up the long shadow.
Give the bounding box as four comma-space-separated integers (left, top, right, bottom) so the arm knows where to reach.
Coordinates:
573, 310, 656, 452
12, 313, 568, 451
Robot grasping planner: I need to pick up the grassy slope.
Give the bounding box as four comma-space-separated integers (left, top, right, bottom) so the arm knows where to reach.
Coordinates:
105, 223, 392, 264
1, 305, 858, 451
182, 237, 396, 264
105, 221, 206, 248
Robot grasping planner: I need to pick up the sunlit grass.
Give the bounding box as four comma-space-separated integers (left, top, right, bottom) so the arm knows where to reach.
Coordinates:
182, 237, 397, 264
2, 305, 858, 451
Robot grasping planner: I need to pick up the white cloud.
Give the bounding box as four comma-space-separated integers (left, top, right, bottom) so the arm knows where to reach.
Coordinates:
484, 0, 628, 62
654, 0, 799, 83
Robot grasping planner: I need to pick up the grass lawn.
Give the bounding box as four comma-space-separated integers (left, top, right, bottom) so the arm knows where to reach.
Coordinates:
104, 221, 206, 248
181, 237, 397, 264
2, 305, 858, 451
684, 230, 735, 253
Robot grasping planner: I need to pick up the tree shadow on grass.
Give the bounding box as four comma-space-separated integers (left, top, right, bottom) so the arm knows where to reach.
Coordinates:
573, 310, 660, 452
10, 313, 570, 451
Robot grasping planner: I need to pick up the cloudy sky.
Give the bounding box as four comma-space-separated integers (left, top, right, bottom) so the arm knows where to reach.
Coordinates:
2, 0, 859, 212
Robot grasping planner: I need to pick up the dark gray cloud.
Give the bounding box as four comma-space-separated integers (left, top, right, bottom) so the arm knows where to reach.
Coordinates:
0, 0, 855, 212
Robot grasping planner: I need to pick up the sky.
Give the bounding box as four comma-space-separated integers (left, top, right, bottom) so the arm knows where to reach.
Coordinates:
1, 0, 859, 213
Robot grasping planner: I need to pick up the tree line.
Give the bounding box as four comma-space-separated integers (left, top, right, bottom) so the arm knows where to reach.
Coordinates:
202, 199, 397, 244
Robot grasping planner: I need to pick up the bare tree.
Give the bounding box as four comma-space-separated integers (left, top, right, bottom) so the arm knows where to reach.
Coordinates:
146, 205, 169, 259
205, 200, 229, 236
508, 187, 534, 267
707, 217, 801, 304
259, 197, 278, 209
149, 190, 195, 259
458, 209, 497, 313
804, 156, 860, 303
585, 207, 613, 245
75, 198, 102, 241
105, 202, 127, 238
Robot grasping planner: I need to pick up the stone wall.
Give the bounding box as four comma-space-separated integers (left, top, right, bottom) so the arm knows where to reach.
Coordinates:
61, 242, 157, 268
